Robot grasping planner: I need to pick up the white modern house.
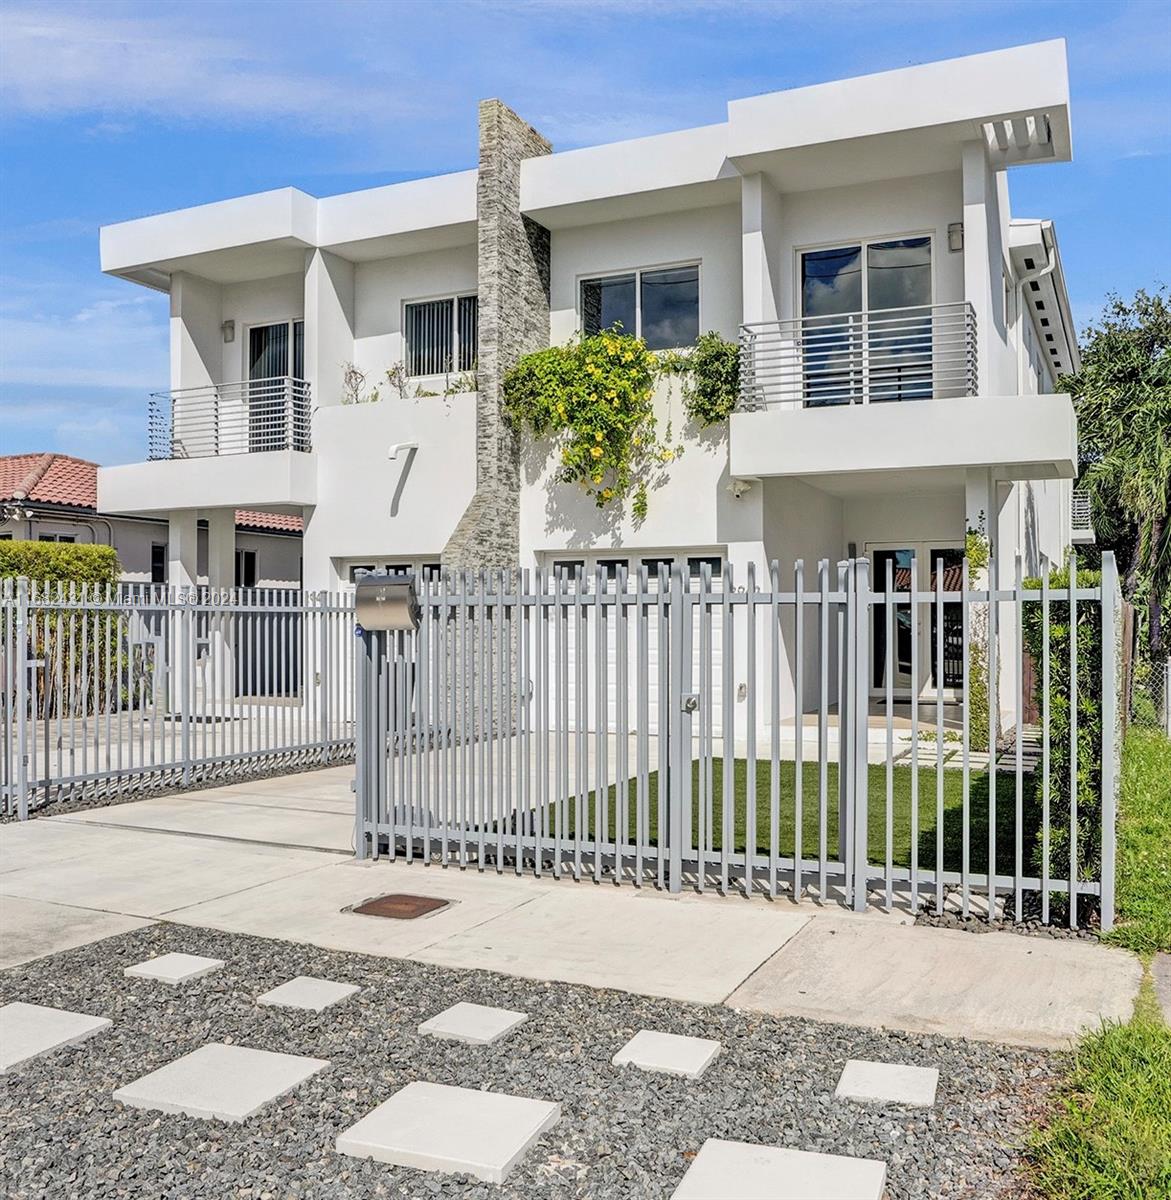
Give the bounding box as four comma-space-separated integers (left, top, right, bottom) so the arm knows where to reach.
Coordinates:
97, 40, 1081, 725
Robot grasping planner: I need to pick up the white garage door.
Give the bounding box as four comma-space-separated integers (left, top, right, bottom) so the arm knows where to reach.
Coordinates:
544, 551, 725, 738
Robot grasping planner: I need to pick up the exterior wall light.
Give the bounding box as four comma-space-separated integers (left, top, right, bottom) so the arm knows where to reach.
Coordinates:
221, 320, 236, 343
948, 222, 964, 253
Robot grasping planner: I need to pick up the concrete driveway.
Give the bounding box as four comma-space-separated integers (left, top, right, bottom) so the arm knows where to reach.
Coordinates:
0, 766, 1143, 1048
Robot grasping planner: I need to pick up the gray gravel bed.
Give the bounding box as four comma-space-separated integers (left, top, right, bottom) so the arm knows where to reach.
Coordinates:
0, 923, 1055, 1199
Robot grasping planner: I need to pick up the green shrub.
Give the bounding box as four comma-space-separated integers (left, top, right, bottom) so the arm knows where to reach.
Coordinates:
0, 541, 121, 588
1022, 566, 1104, 892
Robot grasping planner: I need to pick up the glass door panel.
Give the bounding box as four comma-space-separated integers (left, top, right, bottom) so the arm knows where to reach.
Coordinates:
872, 549, 915, 692
928, 549, 965, 688
801, 245, 862, 407
867, 237, 932, 402
248, 323, 290, 452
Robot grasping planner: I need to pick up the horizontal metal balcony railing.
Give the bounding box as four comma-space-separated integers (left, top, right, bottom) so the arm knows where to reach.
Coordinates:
147, 377, 312, 461
738, 302, 978, 411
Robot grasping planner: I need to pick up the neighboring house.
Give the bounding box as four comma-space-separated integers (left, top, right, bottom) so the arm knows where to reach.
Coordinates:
96, 40, 1081, 721
1, 453, 302, 588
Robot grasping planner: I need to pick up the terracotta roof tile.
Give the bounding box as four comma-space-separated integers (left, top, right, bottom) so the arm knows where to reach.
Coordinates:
0, 453, 98, 509
234, 510, 304, 533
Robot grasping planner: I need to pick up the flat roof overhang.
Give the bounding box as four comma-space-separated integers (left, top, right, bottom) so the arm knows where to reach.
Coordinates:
726, 40, 1071, 193
100, 171, 479, 290
729, 394, 1077, 483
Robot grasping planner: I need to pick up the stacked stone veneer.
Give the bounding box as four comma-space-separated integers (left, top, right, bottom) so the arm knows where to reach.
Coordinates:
443, 100, 551, 571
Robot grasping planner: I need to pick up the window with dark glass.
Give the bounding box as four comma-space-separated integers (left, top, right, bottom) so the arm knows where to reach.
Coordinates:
235, 549, 258, 589
405, 295, 478, 377
581, 265, 699, 349
151, 543, 166, 585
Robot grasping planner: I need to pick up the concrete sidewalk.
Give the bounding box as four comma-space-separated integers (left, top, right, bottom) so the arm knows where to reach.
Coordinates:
0, 769, 1142, 1048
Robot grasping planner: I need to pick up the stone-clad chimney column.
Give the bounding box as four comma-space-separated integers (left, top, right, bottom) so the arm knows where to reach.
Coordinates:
443, 100, 551, 570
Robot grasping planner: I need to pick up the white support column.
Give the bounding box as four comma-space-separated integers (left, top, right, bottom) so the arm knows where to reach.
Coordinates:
304, 248, 355, 410
741, 173, 783, 327
205, 509, 236, 591
962, 141, 994, 395
167, 510, 199, 592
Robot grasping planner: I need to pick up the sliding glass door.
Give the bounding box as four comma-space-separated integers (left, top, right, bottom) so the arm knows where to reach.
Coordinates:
801, 236, 933, 406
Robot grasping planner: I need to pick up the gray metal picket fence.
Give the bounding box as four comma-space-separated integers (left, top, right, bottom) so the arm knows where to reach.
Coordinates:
1, 579, 355, 818
355, 553, 1121, 928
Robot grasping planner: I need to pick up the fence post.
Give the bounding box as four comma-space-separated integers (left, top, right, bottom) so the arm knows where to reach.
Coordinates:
180, 596, 192, 787
836, 561, 851, 874
1099, 551, 1121, 932
851, 558, 871, 912
319, 595, 331, 760
668, 563, 685, 894
354, 621, 370, 860
15, 576, 30, 821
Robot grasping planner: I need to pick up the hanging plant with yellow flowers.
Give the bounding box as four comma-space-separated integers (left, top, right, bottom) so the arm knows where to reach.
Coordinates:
504, 330, 679, 520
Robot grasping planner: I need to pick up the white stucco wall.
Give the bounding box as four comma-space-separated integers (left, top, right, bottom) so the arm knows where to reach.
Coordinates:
351, 245, 478, 393
302, 392, 476, 590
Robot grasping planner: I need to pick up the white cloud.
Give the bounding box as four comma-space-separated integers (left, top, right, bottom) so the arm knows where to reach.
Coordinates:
0, 5, 416, 130
0, 285, 168, 391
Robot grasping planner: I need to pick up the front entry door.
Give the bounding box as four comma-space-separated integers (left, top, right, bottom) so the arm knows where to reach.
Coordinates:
870, 543, 964, 699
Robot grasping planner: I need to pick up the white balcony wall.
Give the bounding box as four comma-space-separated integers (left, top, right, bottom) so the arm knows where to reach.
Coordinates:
548, 204, 742, 343
302, 393, 476, 591
351, 245, 477, 394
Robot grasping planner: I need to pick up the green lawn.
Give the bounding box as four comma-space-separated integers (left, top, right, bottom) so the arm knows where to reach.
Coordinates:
1029, 974, 1171, 1200
1105, 729, 1171, 954
548, 758, 1037, 874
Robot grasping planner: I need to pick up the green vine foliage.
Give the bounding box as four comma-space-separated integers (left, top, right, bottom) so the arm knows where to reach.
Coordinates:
964, 528, 992, 751
505, 329, 740, 519
663, 331, 740, 428
504, 331, 675, 520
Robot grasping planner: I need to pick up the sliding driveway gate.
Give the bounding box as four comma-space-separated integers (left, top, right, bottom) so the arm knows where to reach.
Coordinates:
355, 554, 1121, 929
1, 581, 355, 817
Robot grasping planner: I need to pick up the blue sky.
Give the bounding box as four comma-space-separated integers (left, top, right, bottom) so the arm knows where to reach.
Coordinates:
1, 0, 1168, 465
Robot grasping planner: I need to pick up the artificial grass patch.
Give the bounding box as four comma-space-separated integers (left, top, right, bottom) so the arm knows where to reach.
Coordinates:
1105, 729, 1171, 954
550, 758, 1038, 874
1029, 978, 1171, 1200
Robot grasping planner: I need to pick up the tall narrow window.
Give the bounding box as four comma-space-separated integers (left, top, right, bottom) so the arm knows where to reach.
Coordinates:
151, 543, 167, 585
404, 294, 478, 377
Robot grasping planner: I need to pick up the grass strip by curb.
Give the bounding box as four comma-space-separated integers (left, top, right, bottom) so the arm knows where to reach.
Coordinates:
1028, 968, 1171, 1200
1104, 728, 1171, 954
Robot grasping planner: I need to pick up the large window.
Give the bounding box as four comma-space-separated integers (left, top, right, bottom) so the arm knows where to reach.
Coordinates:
800, 237, 933, 405
404, 295, 478, 377
581, 265, 699, 350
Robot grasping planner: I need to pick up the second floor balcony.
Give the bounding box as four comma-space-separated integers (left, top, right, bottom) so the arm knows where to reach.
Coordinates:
148, 377, 312, 461
738, 302, 978, 411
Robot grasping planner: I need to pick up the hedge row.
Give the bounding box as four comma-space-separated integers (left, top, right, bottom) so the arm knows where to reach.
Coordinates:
0, 541, 121, 587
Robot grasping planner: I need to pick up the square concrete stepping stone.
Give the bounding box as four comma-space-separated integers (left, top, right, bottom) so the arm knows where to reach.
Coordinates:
418, 1001, 527, 1045
257, 975, 360, 1012
671, 1139, 886, 1200
835, 1059, 939, 1108
612, 1029, 721, 1079
113, 1042, 328, 1122
0, 1002, 112, 1073
124, 952, 225, 985
336, 1080, 559, 1184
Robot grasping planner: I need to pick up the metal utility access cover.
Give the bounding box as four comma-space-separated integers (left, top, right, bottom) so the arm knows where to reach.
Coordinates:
352, 894, 450, 920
